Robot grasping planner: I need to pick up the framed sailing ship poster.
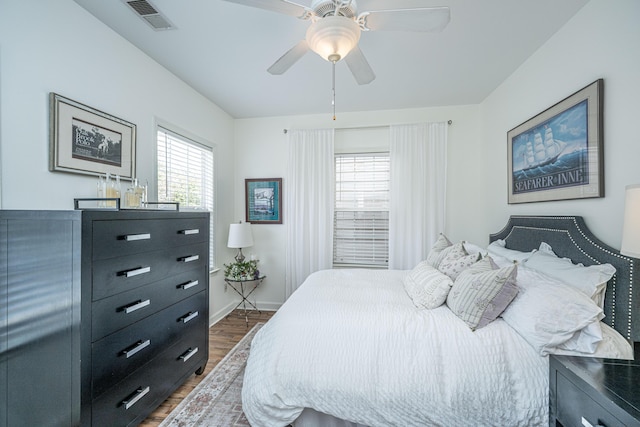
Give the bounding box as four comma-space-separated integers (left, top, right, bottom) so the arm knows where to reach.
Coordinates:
507, 79, 603, 204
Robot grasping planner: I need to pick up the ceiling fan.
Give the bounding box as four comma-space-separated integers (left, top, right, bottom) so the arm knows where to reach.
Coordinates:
222, 0, 451, 85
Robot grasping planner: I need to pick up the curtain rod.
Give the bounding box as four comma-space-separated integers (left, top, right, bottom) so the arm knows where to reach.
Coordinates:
283, 120, 452, 134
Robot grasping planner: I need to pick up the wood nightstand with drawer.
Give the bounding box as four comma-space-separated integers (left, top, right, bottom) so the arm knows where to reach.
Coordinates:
549, 351, 640, 427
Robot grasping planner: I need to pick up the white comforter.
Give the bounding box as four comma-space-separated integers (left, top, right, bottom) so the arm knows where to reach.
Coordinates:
242, 269, 549, 427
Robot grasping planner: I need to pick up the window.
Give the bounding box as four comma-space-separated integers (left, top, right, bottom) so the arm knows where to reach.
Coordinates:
334, 153, 389, 267
157, 126, 215, 267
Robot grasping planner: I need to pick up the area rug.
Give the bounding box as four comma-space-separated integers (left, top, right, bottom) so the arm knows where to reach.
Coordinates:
159, 323, 264, 427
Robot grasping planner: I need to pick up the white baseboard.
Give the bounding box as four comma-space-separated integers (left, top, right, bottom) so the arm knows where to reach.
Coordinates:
209, 300, 282, 327
256, 301, 282, 312
209, 301, 238, 327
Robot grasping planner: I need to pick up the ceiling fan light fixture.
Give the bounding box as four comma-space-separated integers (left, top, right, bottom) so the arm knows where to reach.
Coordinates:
306, 15, 360, 62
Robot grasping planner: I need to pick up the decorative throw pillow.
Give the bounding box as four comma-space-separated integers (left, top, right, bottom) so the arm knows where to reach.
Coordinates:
437, 243, 481, 280
403, 261, 454, 309
462, 241, 487, 258
446, 258, 519, 330
426, 233, 453, 268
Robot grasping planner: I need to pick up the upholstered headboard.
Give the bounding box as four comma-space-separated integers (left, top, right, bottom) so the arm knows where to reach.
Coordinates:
490, 215, 640, 342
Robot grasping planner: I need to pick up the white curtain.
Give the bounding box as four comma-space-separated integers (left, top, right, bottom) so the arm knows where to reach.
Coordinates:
389, 122, 448, 270
285, 129, 335, 298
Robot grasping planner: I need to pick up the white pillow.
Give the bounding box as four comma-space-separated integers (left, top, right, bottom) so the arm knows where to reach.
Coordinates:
552, 320, 602, 354
551, 322, 633, 359
403, 261, 454, 309
426, 233, 453, 268
522, 249, 615, 308
487, 240, 536, 263
538, 241, 555, 255
501, 266, 604, 355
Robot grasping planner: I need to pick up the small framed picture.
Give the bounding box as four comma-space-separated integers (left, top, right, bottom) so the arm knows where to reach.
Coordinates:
49, 93, 136, 179
507, 79, 603, 204
245, 178, 282, 224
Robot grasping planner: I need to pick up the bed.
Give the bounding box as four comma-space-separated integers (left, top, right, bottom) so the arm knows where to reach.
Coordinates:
242, 216, 640, 427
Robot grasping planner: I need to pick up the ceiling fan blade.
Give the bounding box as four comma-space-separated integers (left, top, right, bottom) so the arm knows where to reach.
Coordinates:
222, 0, 312, 19
359, 6, 450, 32
267, 40, 310, 75
344, 46, 376, 85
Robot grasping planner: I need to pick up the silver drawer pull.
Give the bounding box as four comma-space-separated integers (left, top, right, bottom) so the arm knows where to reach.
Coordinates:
123, 233, 151, 241
180, 280, 199, 290
180, 311, 199, 324
581, 418, 606, 427
179, 347, 199, 362
123, 339, 151, 358
121, 266, 151, 277
124, 299, 151, 314
122, 386, 150, 410
180, 229, 200, 235
180, 255, 199, 263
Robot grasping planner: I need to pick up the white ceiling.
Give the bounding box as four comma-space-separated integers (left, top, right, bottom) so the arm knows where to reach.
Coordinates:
73, 0, 589, 119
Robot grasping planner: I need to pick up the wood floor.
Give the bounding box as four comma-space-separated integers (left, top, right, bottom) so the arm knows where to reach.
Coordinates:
139, 309, 276, 426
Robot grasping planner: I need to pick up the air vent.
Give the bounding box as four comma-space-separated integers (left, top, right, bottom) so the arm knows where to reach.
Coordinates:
123, 0, 174, 31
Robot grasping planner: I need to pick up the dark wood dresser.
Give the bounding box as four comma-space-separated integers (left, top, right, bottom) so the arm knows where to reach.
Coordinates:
0, 209, 210, 426
549, 349, 640, 427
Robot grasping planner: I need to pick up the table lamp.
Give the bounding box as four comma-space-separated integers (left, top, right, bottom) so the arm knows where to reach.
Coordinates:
621, 184, 640, 258
227, 221, 254, 262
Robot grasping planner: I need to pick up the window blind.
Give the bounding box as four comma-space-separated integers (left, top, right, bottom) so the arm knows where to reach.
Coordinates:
157, 126, 215, 267
334, 154, 389, 267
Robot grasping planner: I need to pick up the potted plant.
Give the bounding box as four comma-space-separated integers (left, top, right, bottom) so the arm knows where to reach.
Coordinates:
224, 259, 259, 280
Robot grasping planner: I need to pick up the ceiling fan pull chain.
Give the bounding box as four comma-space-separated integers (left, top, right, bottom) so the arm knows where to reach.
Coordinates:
332, 59, 336, 120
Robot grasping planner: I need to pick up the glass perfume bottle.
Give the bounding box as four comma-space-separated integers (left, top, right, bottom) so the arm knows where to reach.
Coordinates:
97, 174, 106, 207
135, 179, 147, 208
115, 175, 121, 203
105, 173, 121, 208
125, 178, 143, 208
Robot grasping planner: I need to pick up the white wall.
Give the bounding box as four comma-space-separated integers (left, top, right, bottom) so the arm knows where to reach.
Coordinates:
233, 105, 483, 308
481, 0, 640, 249
0, 0, 238, 324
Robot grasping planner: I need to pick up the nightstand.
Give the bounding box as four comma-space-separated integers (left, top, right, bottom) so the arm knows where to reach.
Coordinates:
549, 351, 640, 427
224, 276, 266, 326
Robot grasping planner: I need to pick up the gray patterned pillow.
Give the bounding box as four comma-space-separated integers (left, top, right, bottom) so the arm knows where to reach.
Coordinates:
446, 258, 519, 330
437, 243, 481, 280
403, 261, 454, 309
426, 233, 453, 268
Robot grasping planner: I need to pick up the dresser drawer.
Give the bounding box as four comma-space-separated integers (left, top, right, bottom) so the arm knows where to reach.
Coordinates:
556, 371, 625, 427
92, 217, 209, 260
92, 242, 208, 301
91, 328, 208, 427
91, 292, 207, 398
92, 266, 207, 340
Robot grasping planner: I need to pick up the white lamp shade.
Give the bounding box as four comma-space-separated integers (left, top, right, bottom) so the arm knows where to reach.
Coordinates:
227, 222, 254, 249
621, 184, 640, 258
306, 16, 361, 61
